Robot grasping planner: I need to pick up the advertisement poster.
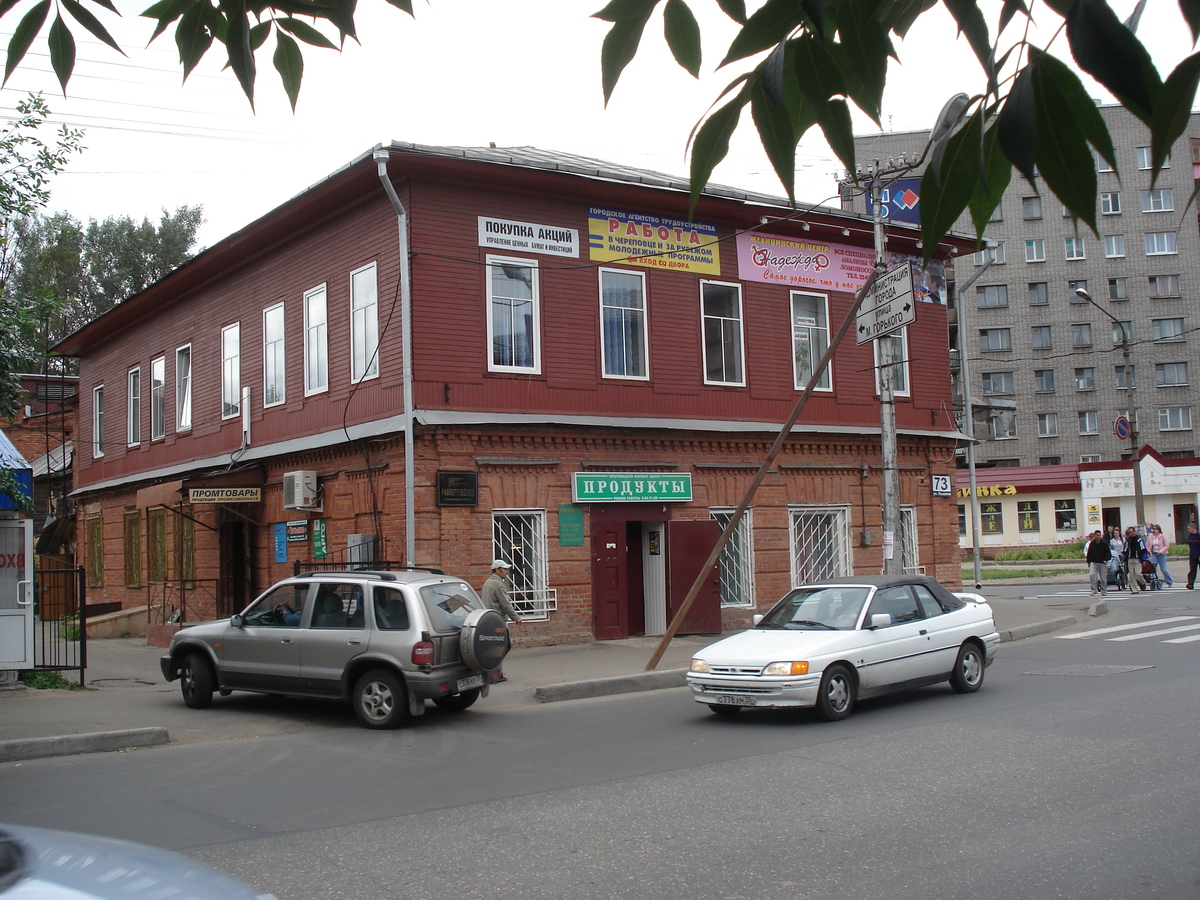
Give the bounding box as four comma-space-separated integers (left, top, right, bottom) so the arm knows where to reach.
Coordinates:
588, 206, 720, 274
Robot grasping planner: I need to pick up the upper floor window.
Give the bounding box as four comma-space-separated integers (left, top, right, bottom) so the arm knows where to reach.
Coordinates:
1108, 277, 1128, 300
150, 356, 165, 441
979, 328, 1011, 352
351, 263, 380, 383
1022, 196, 1042, 220
982, 371, 1014, 395
1071, 323, 1092, 347
1034, 369, 1055, 392
1078, 410, 1099, 435
1100, 191, 1121, 214
1028, 282, 1049, 306
1031, 325, 1051, 349
127, 367, 141, 446
304, 284, 329, 393
874, 329, 909, 396
221, 323, 241, 419
1112, 321, 1132, 345
1064, 236, 1086, 260
701, 280, 745, 386
600, 268, 648, 380
1068, 279, 1089, 300
1115, 365, 1135, 390
1136, 147, 1167, 169
976, 284, 1008, 308
1104, 235, 1125, 258
1025, 239, 1045, 262
263, 302, 285, 407
488, 257, 540, 374
974, 242, 1005, 265
1074, 367, 1095, 391
791, 291, 830, 391
1153, 317, 1185, 342
1037, 413, 1059, 437
1149, 274, 1181, 298
1098, 155, 1114, 174
1159, 407, 1192, 431
1156, 362, 1189, 387
1141, 189, 1173, 212
176, 345, 192, 432
1145, 232, 1177, 255
92, 385, 104, 458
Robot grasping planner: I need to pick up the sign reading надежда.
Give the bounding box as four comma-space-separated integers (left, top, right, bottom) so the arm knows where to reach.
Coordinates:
573, 472, 693, 503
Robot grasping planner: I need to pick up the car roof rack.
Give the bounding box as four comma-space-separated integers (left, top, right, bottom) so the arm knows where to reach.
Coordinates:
295, 566, 447, 580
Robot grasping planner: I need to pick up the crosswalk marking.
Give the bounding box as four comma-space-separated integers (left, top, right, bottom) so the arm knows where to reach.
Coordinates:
1055, 616, 1199, 640
1164, 633, 1200, 644
1107, 623, 1200, 641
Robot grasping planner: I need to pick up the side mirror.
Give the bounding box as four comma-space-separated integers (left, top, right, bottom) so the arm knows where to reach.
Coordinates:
751, 614, 763, 626
230, 614, 244, 628
869, 613, 892, 629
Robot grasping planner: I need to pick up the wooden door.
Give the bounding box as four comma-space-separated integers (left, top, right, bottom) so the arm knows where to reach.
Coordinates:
592, 520, 628, 639
667, 520, 722, 634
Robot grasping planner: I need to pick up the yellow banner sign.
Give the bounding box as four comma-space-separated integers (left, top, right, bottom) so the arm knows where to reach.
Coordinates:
587, 206, 720, 274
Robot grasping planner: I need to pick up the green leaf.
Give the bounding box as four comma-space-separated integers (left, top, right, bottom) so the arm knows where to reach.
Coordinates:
997, 63, 1036, 184
721, 0, 805, 66
1066, 0, 1161, 124
48, 12, 76, 90
1034, 51, 1117, 172
714, 0, 746, 25
663, 0, 701, 77
275, 15, 338, 49
998, 0, 1029, 33
1028, 52, 1099, 233
142, 0, 191, 43
4, 0, 50, 86
175, 2, 214, 80
816, 97, 854, 173
379, 0, 413, 13
221, 0, 256, 106
600, 13, 651, 103
249, 20, 271, 50
273, 29, 301, 110
835, 3, 893, 124
942, 0, 994, 93
966, 119, 1011, 237
1179, 0, 1200, 40
0, 0, 27, 19
788, 30, 846, 112
593, 0, 657, 23
1150, 51, 1200, 178
919, 112, 983, 261
688, 88, 746, 214
886, 0, 938, 39
750, 76, 810, 200
61, 0, 124, 53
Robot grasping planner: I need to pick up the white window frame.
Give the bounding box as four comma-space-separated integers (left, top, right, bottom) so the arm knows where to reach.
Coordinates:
790, 290, 831, 391
127, 367, 141, 446
1145, 232, 1177, 256
599, 267, 649, 381
982, 371, 1014, 395
976, 284, 1008, 308
700, 279, 746, 387
1149, 275, 1181, 298
789, 506, 851, 586
899, 506, 919, 574
1136, 147, 1167, 169
175, 345, 192, 432
979, 328, 1011, 352
1037, 413, 1059, 437
1034, 369, 1055, 393
1024, 239, 1045, 262
1071, 323, 1093, 348
221, 323, 241, 420
1153, 318, 1185, 342
304, 283, 329, 395
1064, 236, 1086, 260
487, 256, 541, 375
873, 328, 909, 397
1141, 189, 1173, 212
1104, 235, 1125, 258
1031, 326, 1051, 349
150, 355, 165, 441
1159, 407, 1192, 431
351, 262, 380, 383
711, 508, 755, 607
1100, 191, 1121, 214
1021, 196, 1041, 220
1155, 362, 1188, 388
1078, 410, 1099, 435
1115, 365, 1135, 390
974, 242, 1005, 265
92, 384, 104, 458
1074, 367, 1095, 391
1108, 277, 1128, 300
263, 302, 285, 408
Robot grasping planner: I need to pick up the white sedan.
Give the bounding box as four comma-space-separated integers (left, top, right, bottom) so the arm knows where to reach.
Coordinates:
688, 575, 1000, 721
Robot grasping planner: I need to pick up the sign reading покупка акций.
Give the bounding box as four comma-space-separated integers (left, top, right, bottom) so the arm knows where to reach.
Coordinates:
572, 473, 692, 502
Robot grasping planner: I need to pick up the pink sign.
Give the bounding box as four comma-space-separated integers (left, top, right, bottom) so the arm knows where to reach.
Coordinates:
736, 231, 875, 292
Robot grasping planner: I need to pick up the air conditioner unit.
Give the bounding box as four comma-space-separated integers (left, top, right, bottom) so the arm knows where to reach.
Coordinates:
282, 470, 320, 510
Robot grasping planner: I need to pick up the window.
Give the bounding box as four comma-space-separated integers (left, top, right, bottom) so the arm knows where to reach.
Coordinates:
988, 410, 1017, 439
86, 515, 104, 588
1064, 236, 1086, 259
1145, 232, 1177, 255
980, 502, 1002, 534
1040, 456, 1062, 466
1055, 499, 1077, 531
1104, 235, 1125, 258
263, 302, 285, 407
974, 242, 1005, 265
1038, 413, 1059, 436
351, 262, 380, 382
1071, 323, 1092, 347
175, 345, 191, 432
600, 268, 648, 380
1024, 239, 1046, 262
790, 291, 830, 390
1100, 191, 1121, 214
175, 503, 194, 588
982, 371, 1014, 395
304, 283, 329, 392
790, 507, 851, 584
1149, 275, 1181, 298
1034, 369, 1055, 392
148, 507, 168, 583
1022, 196, 1042, 219
1141, 189, 1173, 212
1074, 367, 1095, 391
123, 511, 141, 588
979, 328, 1011, 351
92, 385, 104, 458
958, 504, 966, 536
1159, 407, 1192, 431
701, 280, 745, 385
1018, 500, 1040, 533
1098, 154, 1114, 173
1068, 279, 1088, 299
988, 202, 1003, 222
1031, 325, 1051, 349
1115, 365, 1135, 390
1028, 282, 1049, 306
492, 510, 552, 620
488, 258, 539, 373
1078, 410, 1099, 434
150, 356, 165, 441
1136, 146, 1167, 169
1108, 277, 1128, 300
127, 367, 141, 445
1080, 454, 1102, 463
221, 322, 240, 419
1112, 321, 1132, 345
712, 509, 754, 607
1156, 362, 1188, 387
976, 284, 1008, 308
1153, 318, 1185, 342
873, 329, 909, 396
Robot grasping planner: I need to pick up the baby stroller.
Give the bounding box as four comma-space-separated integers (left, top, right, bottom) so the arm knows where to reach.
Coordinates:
1141, 557, 1162, 591
1106, 556, 1128, 591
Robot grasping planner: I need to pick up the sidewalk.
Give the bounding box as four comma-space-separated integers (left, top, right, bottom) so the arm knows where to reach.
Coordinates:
0, 582, 1120, 762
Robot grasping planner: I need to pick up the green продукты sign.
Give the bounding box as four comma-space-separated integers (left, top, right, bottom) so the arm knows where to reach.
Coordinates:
572, 472, 692, 502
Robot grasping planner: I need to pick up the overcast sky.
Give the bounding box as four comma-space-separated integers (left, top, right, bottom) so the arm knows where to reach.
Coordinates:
0, 0, 1192, 248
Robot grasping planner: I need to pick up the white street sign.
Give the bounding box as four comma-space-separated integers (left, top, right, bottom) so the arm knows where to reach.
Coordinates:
856, 263, 915, 344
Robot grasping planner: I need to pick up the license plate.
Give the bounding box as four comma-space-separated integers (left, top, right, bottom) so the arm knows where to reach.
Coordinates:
457, 674, 484, 692
711, 693, 756, 707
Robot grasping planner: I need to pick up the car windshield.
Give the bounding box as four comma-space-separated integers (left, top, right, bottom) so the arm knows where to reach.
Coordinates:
420, 581, 484, 632
756, 586, 870, 630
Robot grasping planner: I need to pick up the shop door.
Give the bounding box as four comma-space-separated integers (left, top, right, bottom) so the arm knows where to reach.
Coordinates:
218, 518, 250, 618
667, 520, 722, 634
0, 518, 33, 668
592, 520, 629, 640
1173, 504, 1197, 544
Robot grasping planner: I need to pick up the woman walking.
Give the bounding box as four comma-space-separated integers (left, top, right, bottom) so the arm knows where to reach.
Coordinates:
1148, 524, 1175, 587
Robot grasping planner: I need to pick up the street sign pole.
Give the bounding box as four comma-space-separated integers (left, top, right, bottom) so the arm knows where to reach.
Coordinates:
871, 177, 903, 575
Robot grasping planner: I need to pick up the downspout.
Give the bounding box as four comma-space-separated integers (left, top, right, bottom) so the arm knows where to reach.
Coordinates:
373, 149, 416, 567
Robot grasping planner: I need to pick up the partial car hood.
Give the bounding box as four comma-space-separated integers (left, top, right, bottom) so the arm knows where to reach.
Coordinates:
695, 628, 857, 665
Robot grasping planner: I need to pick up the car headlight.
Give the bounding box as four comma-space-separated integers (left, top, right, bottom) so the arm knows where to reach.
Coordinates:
763, 661, 809, 676
690, 658, 710, 673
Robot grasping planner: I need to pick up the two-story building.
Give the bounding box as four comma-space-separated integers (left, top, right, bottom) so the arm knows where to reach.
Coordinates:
53, 144, 970, 646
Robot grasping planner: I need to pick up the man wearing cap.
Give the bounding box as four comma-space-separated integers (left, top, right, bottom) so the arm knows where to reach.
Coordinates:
482, 559, 521, 625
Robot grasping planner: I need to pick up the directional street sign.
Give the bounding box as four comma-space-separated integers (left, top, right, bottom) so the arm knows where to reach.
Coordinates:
856, 262, 915, 344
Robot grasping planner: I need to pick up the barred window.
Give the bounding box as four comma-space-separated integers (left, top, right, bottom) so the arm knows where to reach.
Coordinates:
789, 507, 851, 586
492, 510, 553, 621
712, 509, 755, 607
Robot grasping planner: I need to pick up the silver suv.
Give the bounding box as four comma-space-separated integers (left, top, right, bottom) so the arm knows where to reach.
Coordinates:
160, 569, 509, 728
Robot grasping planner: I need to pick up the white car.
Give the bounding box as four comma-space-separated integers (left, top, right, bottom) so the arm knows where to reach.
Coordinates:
688, 575, 1000, 721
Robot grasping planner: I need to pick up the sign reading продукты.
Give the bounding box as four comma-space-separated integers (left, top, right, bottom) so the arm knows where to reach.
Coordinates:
856, 263, 915, 344
573, 473, 693, 503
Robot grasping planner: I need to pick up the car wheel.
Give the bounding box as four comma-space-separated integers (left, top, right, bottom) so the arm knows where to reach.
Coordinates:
353, 669, 408, 729
706, 704, 742, 717
180, 652, 215, 709
433, 688, 482, 712
816, 664, 855, 721
950, 642, 985, 693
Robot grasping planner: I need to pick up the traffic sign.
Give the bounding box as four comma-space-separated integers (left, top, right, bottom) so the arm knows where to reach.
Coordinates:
856, 262, 915, 344
1114, 415, 1131, 439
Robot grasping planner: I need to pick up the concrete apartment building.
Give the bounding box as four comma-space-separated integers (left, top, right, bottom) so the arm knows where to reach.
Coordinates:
849, 105, 1200, 471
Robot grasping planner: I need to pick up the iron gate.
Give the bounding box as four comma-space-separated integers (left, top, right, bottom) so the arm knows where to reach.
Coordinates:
32, 560, 87, 686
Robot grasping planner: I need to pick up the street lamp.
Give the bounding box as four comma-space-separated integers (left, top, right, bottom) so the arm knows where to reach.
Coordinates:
1075, 287, 1146, 530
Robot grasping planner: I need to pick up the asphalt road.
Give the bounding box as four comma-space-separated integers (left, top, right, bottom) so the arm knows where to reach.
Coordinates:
3, 608, 1198, 900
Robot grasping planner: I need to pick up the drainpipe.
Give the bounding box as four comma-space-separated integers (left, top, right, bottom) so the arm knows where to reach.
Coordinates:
374, 149, 416, 567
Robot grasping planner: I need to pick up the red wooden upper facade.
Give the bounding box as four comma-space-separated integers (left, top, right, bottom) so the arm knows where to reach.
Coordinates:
55, 144, 969, 494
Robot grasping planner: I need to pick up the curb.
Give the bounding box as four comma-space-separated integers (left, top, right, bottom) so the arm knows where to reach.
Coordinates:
534, 668, 687, 703
998, 616, 1078, 643
0, 727, 169, 763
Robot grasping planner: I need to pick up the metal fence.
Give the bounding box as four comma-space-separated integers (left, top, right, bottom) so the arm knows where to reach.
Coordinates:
148, 578, 222, 625
32, 560, 87, 686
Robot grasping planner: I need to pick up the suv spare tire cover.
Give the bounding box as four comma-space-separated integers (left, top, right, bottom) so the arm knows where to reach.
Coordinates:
459, 608, 509, 672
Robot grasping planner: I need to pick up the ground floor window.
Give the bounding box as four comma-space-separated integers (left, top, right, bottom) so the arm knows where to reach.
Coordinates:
1018, 500, 1040, 532
980, 502, 1003, 534
789, 506, 851, 585
86, 515, 104, 588
175, 505, 195, 587
148, 507, 168, 582
900, 506, 920, 572
123, 511, 141, 588
711, 509, 755, 607
492, 509, 554, 621
1055, 500, 1077, 531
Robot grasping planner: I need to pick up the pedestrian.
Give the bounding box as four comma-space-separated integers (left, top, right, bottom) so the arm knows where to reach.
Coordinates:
1187, 523, 1200, 590
1108, 527, 1125, 562
1085, 530, 1112, 595
1148, 524, 1175, 586
1124, 527, 1148, 592
481, 559, 522, 625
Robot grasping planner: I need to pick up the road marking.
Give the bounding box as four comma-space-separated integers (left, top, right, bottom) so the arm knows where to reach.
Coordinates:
1164, 633, 1200, 644
1107, 623, 1200, 641
1055, 616, 1200, 640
